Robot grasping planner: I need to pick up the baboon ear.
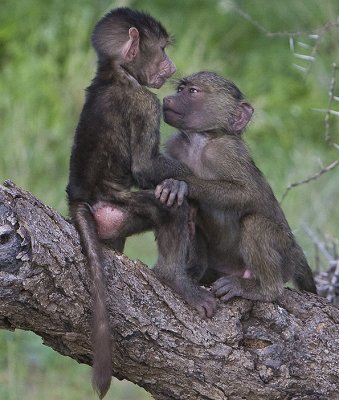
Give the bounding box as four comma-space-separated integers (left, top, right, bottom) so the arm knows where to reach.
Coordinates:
122, 27, 140, 62
232, 101, 254, 132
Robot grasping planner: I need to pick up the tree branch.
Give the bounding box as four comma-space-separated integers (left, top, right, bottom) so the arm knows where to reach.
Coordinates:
0, 181, 339, 400
280, 159, 339, 204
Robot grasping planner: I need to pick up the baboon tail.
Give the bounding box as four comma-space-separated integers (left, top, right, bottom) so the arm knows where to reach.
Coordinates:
70, 202, 112, 399
293, 258, 317, 294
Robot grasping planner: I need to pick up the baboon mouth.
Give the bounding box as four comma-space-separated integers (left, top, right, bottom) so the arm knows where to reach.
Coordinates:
163, 107, 181, 116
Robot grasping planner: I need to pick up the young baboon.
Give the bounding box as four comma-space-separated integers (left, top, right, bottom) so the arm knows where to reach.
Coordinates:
156, 71, 317, 309
67, 8, 194, 398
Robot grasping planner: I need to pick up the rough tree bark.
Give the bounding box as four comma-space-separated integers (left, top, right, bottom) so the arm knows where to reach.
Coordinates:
0, 180, 338, 400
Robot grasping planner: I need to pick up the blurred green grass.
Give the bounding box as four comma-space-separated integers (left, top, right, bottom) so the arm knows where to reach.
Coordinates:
0, 331, 151, 400
1, 0, 339, 398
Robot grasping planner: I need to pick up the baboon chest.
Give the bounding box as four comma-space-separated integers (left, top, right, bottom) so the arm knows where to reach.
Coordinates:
173, 133, 215, 179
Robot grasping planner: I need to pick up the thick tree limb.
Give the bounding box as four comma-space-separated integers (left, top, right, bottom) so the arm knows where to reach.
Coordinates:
0, 181, 338, 400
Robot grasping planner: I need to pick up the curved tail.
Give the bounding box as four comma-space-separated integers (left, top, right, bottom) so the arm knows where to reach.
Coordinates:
70, 202, 112, 399
293, 256, 317, 294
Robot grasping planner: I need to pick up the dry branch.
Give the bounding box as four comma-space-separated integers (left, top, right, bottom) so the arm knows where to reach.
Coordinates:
227, 2, 339, 202
304, 224, 339, 306
0, 181, 339, 400
280, 159, 339, 204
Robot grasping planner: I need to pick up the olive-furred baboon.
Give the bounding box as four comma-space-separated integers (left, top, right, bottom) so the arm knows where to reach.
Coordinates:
155, 71, 317, 308
67, 8, 194, 398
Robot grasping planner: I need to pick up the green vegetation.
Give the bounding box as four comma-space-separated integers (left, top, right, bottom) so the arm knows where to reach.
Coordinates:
0, 0, 338, 398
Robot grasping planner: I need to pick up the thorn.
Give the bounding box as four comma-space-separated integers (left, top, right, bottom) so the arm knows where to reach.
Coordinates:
311, 108, 328, 113
297, 41, 311, 49
293, 64, 307, 72
294, 53, 315, 61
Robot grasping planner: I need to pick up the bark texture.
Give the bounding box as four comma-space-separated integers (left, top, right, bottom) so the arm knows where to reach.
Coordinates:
0, 181, 338, 400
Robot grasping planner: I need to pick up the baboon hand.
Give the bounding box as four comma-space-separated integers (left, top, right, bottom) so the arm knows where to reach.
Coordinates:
155, 178, 188, 207
182, 287, 218, 318
211, 276, 242, 302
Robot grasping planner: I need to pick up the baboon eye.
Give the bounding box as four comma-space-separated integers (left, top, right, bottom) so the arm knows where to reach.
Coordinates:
177, 86, 185, 93
189, 87, 198, 93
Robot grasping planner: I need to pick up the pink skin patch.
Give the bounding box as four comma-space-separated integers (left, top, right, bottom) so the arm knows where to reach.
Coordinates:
242, 269, 253, 279
92, 203, 125, 240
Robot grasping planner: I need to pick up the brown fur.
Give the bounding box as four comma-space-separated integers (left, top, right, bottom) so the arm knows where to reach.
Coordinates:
156, 71, 317, 306
67, 8, 191, 398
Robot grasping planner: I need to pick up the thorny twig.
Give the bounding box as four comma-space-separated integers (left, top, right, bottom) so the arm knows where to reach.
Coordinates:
312, 63, 339, 148
303, 224, 339, 305
280, 63, 339, 203
226, 2, 339, 201
229, 3, 339, 78
225, 1, 339, 37
303, 224, 337, 266
280, 159, 339, 204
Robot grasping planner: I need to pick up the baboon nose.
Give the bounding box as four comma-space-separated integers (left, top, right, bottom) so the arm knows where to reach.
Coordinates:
169, 61, 176, 76
163, 96, 172, 106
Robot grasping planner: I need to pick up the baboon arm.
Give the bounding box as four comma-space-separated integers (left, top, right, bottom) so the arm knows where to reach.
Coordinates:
212, 275, 284, 302
129, 105, 190, 189
176, 175, 256, 210
132, 150, 190, 189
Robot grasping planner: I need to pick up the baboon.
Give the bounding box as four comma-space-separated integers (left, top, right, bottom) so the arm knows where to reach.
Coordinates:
67, 8, 195, 398
155, 71, 317, 309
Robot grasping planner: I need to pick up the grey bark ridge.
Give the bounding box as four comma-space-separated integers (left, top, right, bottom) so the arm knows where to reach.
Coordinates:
0, 180, 338, 400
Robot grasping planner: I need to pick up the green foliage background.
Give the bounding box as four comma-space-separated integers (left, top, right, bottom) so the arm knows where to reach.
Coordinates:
0, 0, 338, 398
